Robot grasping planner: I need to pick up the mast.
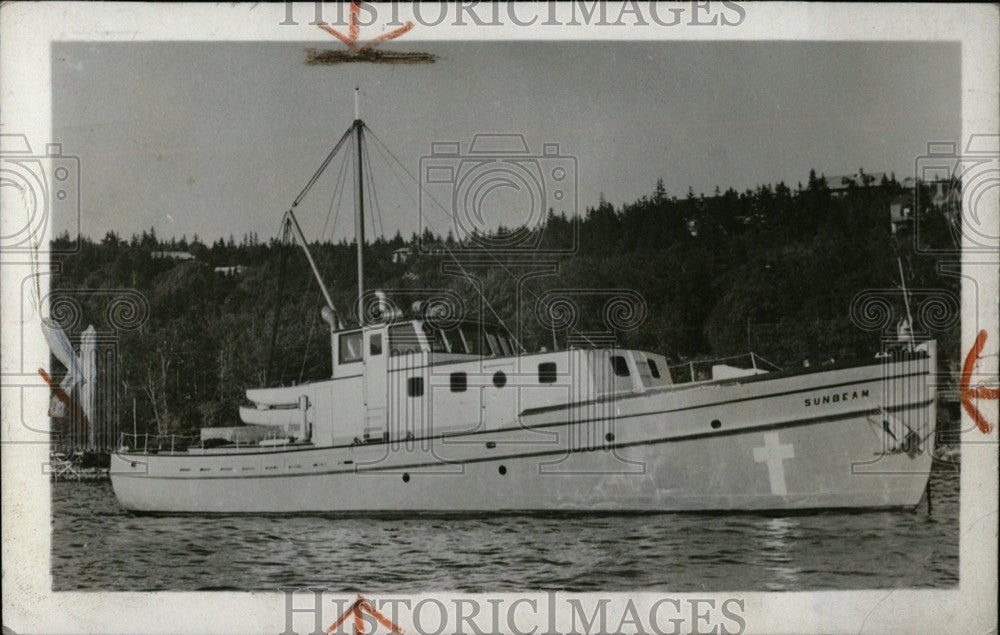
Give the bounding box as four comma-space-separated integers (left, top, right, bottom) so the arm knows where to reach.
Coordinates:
354, 86, 366, 325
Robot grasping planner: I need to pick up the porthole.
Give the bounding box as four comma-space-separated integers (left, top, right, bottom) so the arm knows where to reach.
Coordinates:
493, 371, 507, 388
605, 432, 615, 443
498, 465, 507, 475
402, 473, 410, 483
711, 419, 722, 429
486, 441, 496, 449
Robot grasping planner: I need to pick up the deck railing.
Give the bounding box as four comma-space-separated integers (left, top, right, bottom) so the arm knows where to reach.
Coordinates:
118, 432, 201, 454
118, 427, 291, 454
668, 352, 782, 384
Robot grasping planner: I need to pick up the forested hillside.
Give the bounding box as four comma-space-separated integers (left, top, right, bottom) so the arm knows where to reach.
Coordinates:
49, 172, 960, 437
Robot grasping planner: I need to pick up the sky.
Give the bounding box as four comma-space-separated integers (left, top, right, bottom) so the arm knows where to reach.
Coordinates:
53, 40, 960, 244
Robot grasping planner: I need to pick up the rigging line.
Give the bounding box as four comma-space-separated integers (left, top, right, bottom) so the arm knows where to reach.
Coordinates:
298, 314, 316, 384
361, 133, 386, 238
363, 124, 451, 235
264, 219, 293, 387
292, 126, 355, 209
362, 130, 521, 341
363, 127, 534, 342
321, 144, 352, 241
300, 149, 352, 384
364, 125, 593, 349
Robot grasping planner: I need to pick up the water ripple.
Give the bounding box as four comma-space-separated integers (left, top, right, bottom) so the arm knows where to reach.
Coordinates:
52, 469, 959, 592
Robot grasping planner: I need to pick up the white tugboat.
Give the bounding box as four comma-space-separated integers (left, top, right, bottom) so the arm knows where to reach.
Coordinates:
111, 99, 937, 514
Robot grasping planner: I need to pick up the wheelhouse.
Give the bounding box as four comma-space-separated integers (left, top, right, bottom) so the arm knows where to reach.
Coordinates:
332, 319, 522, 377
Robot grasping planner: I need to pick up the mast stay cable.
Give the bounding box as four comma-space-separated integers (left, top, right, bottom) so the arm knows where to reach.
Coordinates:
364, 124, 594, 350
298, 148, 352, 383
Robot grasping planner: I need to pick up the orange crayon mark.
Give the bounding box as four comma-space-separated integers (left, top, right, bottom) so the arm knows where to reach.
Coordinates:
960, 330, 998, 434
318, 1, 415, 54
359, 22, 415, 52
327, 595, 403, 635
348, 1, 360, 45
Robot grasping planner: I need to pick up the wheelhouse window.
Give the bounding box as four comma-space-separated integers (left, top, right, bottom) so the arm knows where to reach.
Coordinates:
610, 355, 630, 377
647, 359, 661, 379
485, 331, 500, 356
407, 377, 424, 397
460, 325, 485, 355
450, 371, 467, 393
538, 362, 557, 384
338, 331, 363, 364
423, 323, 450, 353
416, 321, 519, 358
369, 333, 383, 356
497, 334, 512, 356
443, 328, 465, 353
421, 323, 474, 354
389, 323, 422, 356
482, 325, 519, 357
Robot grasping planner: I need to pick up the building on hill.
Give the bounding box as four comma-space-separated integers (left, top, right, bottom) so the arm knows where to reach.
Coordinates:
392, 247, 412, 264
901, 177, 952, 209
151, 250, 195, 260
213, 265, 246, 275
826, 169, 886, 198
889, 195, 915, 234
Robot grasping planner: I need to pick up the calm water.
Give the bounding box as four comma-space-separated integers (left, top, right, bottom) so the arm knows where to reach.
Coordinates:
52, 466, 959, 592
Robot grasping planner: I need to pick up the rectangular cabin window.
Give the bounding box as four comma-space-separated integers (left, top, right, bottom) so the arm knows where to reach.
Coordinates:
450, 371, 467, 392
538, 362, 557, 384
610, 355, 630, 377
369, 333, 383, 356
338, 332, 363, 364
647, 359, 661, 379
408, 377, 424, 397
389, 323, 422, 356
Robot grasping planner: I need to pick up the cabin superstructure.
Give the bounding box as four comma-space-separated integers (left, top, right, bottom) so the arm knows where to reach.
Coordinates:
238, 91, 676, 451
239, 314, 674, 449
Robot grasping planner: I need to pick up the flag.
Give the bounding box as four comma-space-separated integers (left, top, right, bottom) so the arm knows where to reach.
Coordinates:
40, 320, 85, 422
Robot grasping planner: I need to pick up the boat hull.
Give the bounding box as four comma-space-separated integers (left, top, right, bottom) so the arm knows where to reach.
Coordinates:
111, 349, 936, 514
